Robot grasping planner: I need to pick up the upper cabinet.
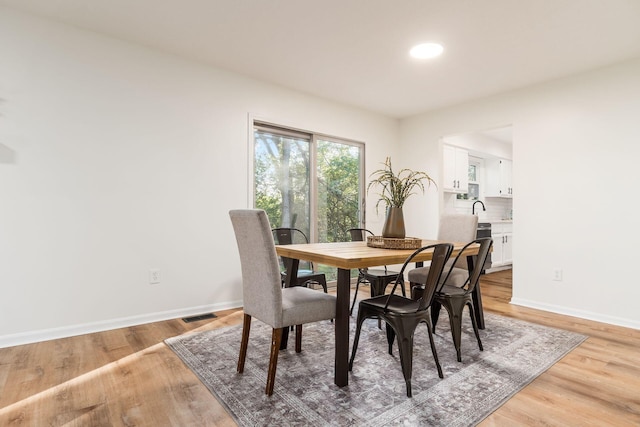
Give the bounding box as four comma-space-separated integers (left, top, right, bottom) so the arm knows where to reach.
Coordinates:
443, 145, 469, 193
486, 158, 513, 198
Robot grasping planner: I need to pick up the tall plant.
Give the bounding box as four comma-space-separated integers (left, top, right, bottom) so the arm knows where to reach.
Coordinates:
368, 157, 436, 212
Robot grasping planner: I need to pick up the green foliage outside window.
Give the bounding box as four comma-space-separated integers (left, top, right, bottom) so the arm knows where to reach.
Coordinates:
317, 140, 361, 242
254, 130, 361, 244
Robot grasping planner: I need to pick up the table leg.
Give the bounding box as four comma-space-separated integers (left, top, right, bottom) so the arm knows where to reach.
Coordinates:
334, 268, 350, 387
280, 257, 300, 350
467, 255, 485, 329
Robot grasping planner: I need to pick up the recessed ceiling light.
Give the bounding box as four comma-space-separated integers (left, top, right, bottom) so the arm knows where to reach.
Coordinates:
409, 43, 444, 59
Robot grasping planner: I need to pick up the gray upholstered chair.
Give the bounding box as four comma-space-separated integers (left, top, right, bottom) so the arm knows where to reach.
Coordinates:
229, 209, 336, 396
409, 214, 478, 293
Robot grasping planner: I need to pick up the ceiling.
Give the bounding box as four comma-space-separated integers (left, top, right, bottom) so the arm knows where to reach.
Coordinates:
2, 0, 640, 118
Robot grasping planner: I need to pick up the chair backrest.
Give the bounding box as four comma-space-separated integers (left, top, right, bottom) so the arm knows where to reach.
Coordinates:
438, 214, 479, 269
272, 228, 310, 245
272, 228, 313, 271
347, 228, 373, 242
347, 228, 387, 272
440, 237, 493, 294
384, 243, 454, 312
230, 209, 283, 327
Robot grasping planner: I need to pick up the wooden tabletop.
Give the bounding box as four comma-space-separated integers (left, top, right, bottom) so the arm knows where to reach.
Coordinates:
275, 240, 479, 270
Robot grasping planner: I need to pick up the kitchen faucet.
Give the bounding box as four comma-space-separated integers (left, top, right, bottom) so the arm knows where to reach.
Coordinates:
472, 200, 486, 215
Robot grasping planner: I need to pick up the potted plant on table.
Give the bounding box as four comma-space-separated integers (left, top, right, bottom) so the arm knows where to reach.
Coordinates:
368, 157, 436, 239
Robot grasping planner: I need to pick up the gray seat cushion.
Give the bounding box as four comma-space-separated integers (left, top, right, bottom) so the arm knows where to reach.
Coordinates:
281, 287, 336, 327
408, 265, 468, 288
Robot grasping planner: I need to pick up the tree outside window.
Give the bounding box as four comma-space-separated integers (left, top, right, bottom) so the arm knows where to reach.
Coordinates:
253, 123, 364, 280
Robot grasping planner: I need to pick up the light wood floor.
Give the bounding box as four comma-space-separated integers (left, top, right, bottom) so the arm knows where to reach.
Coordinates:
1, 270, 639, 426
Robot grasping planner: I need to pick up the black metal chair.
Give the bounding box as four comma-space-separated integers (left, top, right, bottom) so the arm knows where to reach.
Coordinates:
347, 228, 405, 316
272, 228, 328, 293
414, 238, 493, 363
348, 243, 454, 397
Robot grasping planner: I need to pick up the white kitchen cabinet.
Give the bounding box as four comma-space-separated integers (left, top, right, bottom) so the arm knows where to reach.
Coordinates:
486, 158, 513, 198
442, 145, 469, 193
489, 222, 512, 270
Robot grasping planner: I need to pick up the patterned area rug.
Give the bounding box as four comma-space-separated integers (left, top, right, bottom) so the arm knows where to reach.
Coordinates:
166, 311, 586, 426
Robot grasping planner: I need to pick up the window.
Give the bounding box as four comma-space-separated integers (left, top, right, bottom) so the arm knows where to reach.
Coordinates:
252, 122, 365, 245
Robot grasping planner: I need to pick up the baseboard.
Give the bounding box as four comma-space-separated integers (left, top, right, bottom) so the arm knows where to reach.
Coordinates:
0, 300, 243, 349
510, 297, 640, 330
486, 264, 512, 273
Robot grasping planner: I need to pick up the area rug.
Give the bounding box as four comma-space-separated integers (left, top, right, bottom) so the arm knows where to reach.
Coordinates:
166, 311, 586, 426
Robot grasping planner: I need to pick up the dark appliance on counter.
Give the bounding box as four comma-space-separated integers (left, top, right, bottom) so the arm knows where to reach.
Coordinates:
476, 222, 492, 273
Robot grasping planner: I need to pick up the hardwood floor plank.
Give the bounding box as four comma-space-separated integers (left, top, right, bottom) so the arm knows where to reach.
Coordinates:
1, 271, 639, 426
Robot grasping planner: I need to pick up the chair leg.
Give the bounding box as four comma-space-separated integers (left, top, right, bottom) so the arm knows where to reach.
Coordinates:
370, 279, 385, 329
386, 315, 443, 398
237, 313, 251, 374
266, 328, 283, 396
424, 320, 444, 378
319, 276, 328, 293
295, 324, 302, 353
386, 322, 396, 355
431, 300, 442, 332
348, 309, 368, 371
442, 299, 465, 362
392, 324, 415, 398
350, 277, 362, 315
467, 302, 483, 352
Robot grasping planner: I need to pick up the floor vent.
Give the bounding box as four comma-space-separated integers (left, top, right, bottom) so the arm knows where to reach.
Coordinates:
182, 313, 217, 323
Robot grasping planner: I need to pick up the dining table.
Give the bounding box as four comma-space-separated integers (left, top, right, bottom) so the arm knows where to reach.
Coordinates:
275, 239, 485, 388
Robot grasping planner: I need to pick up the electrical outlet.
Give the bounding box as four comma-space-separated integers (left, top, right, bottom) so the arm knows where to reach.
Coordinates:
553, 268, 563, 281
149, 269, 161, 284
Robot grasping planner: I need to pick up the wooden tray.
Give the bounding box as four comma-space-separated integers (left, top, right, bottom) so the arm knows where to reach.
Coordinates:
366, 236, 422, 250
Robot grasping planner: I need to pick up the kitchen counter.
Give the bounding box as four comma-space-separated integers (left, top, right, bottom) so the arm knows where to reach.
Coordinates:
475, 218, 512, 224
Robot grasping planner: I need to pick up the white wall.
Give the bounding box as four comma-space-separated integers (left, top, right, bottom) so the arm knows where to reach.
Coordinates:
401, 58, 640, 329
442, 132, 512, 160
0, 7, 400, 346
